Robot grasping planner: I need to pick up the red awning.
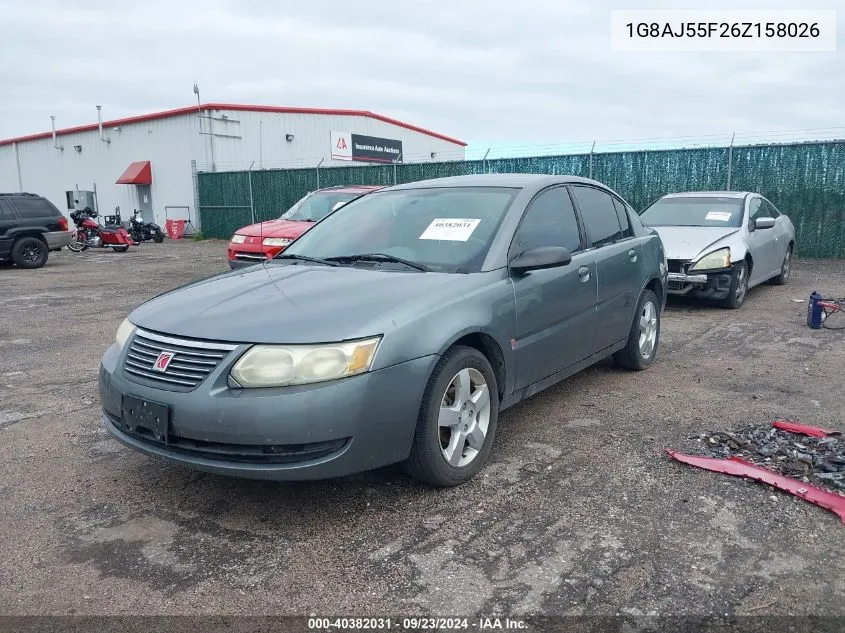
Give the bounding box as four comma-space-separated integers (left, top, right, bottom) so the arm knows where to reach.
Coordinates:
116, 161, 152, 185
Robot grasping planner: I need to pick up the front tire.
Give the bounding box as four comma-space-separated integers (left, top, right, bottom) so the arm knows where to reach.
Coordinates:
11, 237, 48, 269
405, 346, 499, 487
721, 261, 749, 309
771, 245, 792, 285
613, 288, 660, 370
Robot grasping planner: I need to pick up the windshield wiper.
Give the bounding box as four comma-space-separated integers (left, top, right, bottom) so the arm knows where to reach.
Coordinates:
273, 253, 338, 266
326, 253, 430, 272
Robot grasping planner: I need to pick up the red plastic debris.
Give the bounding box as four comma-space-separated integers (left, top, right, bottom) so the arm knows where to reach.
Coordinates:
666, 450, 845, 524
165, 219, 186, 240
771, 420, 840, 438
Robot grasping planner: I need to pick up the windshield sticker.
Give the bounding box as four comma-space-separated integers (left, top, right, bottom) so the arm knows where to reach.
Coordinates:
705, 210, 733, 222
419, 218, 481, 241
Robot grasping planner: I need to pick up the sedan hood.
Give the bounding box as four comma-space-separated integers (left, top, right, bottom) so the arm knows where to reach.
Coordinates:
235, 219, 311, 239
652, 226, 740, 261
129, 263, 475, 344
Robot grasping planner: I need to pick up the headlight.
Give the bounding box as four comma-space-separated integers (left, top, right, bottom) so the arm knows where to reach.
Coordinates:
230, 234, 247, 244
690, 248, 731, 271
230, 337, 381, 388
115, 318, 135, 350
262, 237, 293, 247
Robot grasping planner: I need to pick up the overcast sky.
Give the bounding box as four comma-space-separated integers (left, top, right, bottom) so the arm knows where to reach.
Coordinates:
1, 0, 842, 156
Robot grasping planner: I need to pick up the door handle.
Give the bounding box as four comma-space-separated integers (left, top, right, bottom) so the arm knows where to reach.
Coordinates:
578, 266, 591, 282
628, 249, 638, 262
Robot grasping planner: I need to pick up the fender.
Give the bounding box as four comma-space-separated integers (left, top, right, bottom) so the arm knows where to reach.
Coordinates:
369, 272, 516, 394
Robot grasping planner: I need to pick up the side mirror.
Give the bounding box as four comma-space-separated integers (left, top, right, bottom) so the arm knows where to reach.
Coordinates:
754, 217, 776, 230
510, 246, 572, 274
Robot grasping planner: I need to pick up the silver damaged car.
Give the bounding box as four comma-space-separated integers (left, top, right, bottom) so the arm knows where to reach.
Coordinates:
640, 191, 795, 308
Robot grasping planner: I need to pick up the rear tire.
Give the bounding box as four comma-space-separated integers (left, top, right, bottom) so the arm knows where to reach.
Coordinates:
11, 237, 48, 269
152, 231, 164, 243
404, 346, 499, 487
613, 289, 660, 370
721, 261, 749, 309
771, 245, 792, 285
112, 245, 129, 253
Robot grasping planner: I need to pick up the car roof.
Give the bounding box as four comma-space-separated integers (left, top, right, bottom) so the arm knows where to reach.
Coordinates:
661, 191, 752, 199
387, 173, 609, 190
315, 185, 384, 194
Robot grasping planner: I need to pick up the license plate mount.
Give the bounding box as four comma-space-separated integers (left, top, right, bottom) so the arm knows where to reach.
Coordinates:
121, 395, 171, 443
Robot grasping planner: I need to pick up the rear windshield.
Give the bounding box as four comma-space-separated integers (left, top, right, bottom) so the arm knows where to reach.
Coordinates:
640, 197, 744, 228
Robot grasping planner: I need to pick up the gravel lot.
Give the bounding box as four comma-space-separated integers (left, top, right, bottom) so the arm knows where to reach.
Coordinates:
1, 240, 844, 620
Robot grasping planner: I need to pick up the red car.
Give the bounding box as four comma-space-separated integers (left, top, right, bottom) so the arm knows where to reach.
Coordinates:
227, 185, 383, 268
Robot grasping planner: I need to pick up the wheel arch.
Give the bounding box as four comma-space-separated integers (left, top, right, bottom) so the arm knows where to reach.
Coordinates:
11, 229, 48, 244
440, 330, 508, 400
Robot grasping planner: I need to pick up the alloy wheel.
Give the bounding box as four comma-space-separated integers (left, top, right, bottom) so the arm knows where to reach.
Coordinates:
438, 368, 491, 467
736, 265, 748, 303
22, 245, 41, 263
782, 250, 791, 281
638, 300, 658, 360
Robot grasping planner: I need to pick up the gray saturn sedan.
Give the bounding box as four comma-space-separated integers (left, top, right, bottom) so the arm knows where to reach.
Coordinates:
100, 174, 668, 486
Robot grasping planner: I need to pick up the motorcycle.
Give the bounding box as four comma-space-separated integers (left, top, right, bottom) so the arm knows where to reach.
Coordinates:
129, 209, 164, 244
68, 208, 133, 253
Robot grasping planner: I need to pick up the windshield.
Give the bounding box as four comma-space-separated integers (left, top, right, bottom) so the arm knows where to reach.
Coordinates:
280, 187, 519, 273
280, 191, 360, 222
640, 197, 745, 228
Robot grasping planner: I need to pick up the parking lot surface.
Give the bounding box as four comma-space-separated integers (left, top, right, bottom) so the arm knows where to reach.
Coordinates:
1, 240, 844, 617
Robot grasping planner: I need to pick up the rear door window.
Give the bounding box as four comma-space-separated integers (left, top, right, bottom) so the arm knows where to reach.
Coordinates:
0, 199, 15, 220
611, 197, 633, 238
570, 186, 623, 247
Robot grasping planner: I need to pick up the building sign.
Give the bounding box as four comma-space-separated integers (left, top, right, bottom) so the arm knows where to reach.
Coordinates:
331, 131, 403, 163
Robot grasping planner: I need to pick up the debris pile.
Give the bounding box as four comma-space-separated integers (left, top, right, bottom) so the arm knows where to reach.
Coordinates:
686, 423, 844, 494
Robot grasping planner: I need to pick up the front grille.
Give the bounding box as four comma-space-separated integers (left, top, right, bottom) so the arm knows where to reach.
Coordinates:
234, 252, 266, 262
123, 329, 237, 392
140, 431, 347, 464
667, 259, 689, 274
106, 411, 348, 464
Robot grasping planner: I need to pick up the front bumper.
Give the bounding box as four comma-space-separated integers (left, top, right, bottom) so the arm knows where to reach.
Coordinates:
99, 341, 438, 480
45, 230, 73, 250
667, 268, 732, 300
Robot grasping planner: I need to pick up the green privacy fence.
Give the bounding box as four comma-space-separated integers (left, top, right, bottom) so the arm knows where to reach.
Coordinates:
198, 140, 845, 257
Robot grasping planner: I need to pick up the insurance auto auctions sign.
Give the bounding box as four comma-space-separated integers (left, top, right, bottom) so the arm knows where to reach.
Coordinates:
331, 131, 403, 163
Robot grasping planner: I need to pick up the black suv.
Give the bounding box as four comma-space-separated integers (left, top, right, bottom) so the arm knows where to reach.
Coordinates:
0, 193, 73, 269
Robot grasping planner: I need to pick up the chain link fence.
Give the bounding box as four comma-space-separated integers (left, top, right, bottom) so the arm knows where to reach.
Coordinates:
198, 140, 845, 258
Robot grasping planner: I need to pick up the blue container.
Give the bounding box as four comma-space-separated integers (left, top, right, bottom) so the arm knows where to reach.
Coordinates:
807, 291, 824, 329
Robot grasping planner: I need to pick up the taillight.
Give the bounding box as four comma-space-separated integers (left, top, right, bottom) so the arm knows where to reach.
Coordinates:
58, 216, 68, 231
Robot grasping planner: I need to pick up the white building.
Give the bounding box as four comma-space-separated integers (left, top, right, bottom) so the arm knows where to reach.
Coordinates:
0, 104, 466, 229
